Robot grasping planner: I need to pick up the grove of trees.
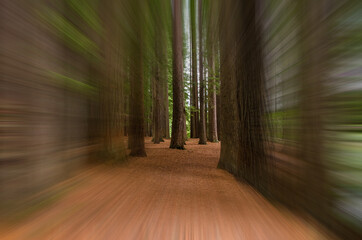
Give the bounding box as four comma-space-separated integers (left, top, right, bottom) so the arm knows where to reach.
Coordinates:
1, 0, 361, 238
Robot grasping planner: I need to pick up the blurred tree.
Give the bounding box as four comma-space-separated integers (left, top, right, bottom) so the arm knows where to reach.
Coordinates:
198, 0, 207, 145
298, 0, 328, 223
190, 0, 199, 138
128, 0, 147, 156
206, 0, 218, 142
151, 0, 169, 144
218, 0, 269, 193
99, 0, 126, 161
170, 0, 185, 149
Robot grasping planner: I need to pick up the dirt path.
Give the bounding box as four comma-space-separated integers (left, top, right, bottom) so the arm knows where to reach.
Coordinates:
0, 138, 332, 239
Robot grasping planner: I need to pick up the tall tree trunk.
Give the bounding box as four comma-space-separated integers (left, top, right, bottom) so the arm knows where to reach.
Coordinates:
206, 0, 218, 142
164, 79, 170, 139
152, 32, 165, 143
153, 1, 168, 142
218, 0, 268, 193
207, 43, 218, 142
299, 0, 328, 223
216, 50, 221, 141
99, 0, 126, 161
129, 0, 146, 156
190, 0, 199, 138
183, 107, 187, 143
152, 63, 161, 143
170, 0, 185, 149
198, 0, 207, 144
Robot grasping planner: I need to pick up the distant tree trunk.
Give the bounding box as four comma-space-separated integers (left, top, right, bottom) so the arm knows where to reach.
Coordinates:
205, 64, 208, 139
216, 53, 221, 141
159, 60, 166, 142
218, 0, 268, 193
153, 1, 168, 143
152, 35, 164, 143
123, 78, 128, 137
206, 0, 218, 142
190, 0, 199, 138
152, 61, 161, 144
216, 91, 220, 140
124, 58, 130, 138
207, 43, 218, 142
153, 25, 167, 143
198, 0, 207, 144
129, 0, 146, 156
170, 0, 185, 149
183, 107, 187, 143
164, 81, 170, 139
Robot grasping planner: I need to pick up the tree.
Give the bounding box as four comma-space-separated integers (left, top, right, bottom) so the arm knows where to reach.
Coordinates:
151, 1, 166, 144
298, 0, 328, 223
206, 0, 218, 142
170, 0, 185, 149
217, 0, 268, 193
198, 0, 207, 144
190, 0, 199, 138
152, 55, 162, 144
98, 0, 127, 161
129, 0, 147, 156
152, 7, 168, 144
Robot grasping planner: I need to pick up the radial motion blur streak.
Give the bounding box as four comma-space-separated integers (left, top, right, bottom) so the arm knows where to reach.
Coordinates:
0, 0, 361, 239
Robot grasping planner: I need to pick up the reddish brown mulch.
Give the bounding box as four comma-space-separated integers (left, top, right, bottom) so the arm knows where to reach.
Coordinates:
0, 138, 333, 239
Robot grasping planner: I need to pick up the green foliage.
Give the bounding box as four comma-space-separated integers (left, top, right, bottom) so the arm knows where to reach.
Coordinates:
268, 108, 299, 143
38, 7, 99, 59
48, 71, 96, 96
65, 0, 102, 33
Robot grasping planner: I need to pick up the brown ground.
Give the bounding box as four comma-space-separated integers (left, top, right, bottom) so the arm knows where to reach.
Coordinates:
0, 138, 333, 240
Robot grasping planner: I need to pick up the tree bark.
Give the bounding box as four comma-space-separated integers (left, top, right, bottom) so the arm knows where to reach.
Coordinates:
152, 33, 164, 144
129, 0, 146, 156
218, 0, 268, 193
170, 0, 185, 149
190, 0, 199, 138
99, 0, 126, 161
216, 52, 221, 141
298, 0, 328, 223
207, 43, 218, 142
198, 0, 207, 144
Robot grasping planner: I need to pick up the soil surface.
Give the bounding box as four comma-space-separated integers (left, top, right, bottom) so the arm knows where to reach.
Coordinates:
0, 138, 332, 239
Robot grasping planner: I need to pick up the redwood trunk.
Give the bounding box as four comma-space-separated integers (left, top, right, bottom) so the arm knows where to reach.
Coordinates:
129, 0, 146, 156
170, 0, 185, 149
218, 0, 268, 193
190, 0, 198, 138
198, 0, 207, 144
207, 44, 218, 142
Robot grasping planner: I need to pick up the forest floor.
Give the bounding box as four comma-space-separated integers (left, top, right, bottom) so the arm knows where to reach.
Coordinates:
0, 138, 334, 239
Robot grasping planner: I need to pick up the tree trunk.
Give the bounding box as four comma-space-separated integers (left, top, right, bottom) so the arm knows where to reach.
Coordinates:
170, 0, 185, 149
198, 0, 207, 144
129, 0, 146, 156
298, 0, 328, 223
99, 0, 126, 161
164, 79, 170, 139
152, 35, 164, 143
190, 0, 199, 138
218, 0, 268, 193
216, 54, 221, 141
207, 42, 218, 142
152, 63, 161, 144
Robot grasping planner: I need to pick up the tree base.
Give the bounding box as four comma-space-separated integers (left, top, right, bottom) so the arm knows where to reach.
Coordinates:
153, 137, 164, 144
129, 149, 147, 157
169, 145, 185, 150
